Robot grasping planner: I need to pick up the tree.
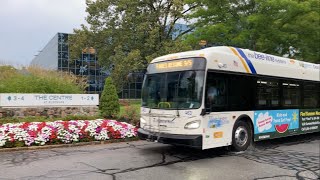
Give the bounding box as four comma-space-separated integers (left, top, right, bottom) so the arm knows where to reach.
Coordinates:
185, 0, 320, 63
70, 0, 197, 90
100, 77, 120, 118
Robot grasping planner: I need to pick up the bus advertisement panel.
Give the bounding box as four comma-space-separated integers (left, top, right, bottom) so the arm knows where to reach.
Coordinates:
300, 109, 320, 133
254, 109, 320, 140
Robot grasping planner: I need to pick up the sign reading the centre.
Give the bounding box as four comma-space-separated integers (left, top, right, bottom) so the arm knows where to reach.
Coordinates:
0, 94, 99, 107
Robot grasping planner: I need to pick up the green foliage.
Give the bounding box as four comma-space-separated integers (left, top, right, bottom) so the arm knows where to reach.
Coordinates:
186, 0, 320, 63
60, 115, 101, 121
99, 77, 120, 118
0, 66, 87, 93
69, 0, 195, 91
0, 65, 16, 73
0, 115, 101, 126
70, 0, 319, 66
0, 65, 18, 82
118, 100, 141, 126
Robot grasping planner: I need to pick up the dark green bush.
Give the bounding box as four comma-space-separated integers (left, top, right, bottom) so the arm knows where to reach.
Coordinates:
99, 77, 120, 118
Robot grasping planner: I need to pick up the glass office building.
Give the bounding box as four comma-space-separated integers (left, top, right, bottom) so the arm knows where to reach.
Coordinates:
31, 33, 143, 98
57, 33, 108, 94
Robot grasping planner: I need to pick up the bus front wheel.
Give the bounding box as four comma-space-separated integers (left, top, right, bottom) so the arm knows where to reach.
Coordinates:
232, 121, 252, 151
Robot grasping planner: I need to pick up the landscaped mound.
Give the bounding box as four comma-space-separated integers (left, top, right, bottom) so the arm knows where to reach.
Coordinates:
0, 119, 137, 148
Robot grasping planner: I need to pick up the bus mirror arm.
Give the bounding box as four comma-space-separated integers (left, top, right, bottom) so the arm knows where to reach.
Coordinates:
200, 108, 209, 116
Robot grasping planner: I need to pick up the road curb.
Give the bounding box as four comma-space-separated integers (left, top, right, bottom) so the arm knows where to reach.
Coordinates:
0, 138, 140, 152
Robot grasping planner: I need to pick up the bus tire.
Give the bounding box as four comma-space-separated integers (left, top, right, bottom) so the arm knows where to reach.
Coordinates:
232, 120, 252, 151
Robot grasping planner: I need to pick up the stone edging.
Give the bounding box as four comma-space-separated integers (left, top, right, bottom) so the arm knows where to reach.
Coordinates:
0, 138, 140, 152
0, 106, 99, 118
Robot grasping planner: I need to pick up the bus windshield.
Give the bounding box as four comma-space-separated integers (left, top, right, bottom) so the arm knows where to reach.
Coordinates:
142, 70, 204, 109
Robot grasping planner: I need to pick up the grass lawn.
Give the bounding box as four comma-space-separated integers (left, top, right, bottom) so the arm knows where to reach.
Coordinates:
0, 115, 102, 125
119, 99, 141, 116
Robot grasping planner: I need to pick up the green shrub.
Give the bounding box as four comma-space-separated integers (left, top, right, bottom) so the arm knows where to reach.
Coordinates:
0, 66, 86, 94
0, 65, 17, 79
118, 103, 140, 126
118, 100, 141, 126
99, 77, 120, 118
60, 115, 101, 121
0, 115, 102, 125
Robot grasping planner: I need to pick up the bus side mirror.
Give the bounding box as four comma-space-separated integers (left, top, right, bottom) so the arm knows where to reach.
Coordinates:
200, 108, 210, 116
200, 109, 206, 116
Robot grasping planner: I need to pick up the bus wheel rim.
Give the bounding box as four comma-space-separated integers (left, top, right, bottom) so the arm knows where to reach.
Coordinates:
235, 126, 248, 147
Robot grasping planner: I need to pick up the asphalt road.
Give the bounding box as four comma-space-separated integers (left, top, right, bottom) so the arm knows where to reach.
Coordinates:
0, 133, 319, 180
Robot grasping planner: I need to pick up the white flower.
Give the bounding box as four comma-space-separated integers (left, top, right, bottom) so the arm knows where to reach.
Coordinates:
0, 119, 137, 147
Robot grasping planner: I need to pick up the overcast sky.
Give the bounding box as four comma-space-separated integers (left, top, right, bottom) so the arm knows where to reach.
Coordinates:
0, 0, 87, 66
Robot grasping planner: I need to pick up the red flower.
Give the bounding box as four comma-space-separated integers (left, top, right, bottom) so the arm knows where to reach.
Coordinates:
107, 127, 114, 133
101, 121, 108, 128
20, 122, 30, 129
28, 130, 37, 138
62, 121, 69, 130
37, 122, 46, 131
9, 133, 15, 142
50, 133, 57, 140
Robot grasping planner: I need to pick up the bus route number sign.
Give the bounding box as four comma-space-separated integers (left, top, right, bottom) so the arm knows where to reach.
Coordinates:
155, 59, 193, 70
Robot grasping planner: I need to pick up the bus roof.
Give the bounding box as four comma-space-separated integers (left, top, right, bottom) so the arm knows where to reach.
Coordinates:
151, 46, 319, 82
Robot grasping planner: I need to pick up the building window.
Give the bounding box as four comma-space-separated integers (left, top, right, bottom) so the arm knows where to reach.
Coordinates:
61, 59, 68, 68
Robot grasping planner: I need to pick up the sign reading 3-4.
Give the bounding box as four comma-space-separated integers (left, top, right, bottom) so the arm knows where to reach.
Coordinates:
0, 94, 99, 107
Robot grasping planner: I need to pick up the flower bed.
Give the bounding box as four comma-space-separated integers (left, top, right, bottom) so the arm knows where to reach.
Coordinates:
0, 119, 138, 148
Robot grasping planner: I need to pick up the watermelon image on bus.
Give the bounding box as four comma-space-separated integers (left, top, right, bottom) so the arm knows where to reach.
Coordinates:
275, 124, 289, 133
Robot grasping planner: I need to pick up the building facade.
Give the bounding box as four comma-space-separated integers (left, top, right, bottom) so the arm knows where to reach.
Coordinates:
31, 33, 143, 98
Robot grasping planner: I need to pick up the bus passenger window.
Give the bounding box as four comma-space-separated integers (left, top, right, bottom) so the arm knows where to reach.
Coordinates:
228, 76, 255, 111
256, 79, 280, 109
282, 81, 301, 107
303, 83, 319, 108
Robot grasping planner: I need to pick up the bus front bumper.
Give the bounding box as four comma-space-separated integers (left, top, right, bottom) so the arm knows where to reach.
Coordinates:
137, 128, 202, 149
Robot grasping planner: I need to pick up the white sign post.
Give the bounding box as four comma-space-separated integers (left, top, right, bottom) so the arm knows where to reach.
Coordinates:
0, 94, 99, 107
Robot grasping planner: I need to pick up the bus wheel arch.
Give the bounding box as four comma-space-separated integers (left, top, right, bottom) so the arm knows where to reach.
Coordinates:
231, 115, 253, 151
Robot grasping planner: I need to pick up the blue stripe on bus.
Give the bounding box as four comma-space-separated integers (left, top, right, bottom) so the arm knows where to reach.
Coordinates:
236, 48, 257, 74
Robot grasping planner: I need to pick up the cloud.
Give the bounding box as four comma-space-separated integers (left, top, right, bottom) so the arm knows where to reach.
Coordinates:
0, 0, 87, 66
256, 112, 273, 133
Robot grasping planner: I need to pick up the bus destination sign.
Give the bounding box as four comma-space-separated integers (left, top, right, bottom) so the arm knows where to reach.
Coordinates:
155, 59, 193, 70
148, 58, 206, 73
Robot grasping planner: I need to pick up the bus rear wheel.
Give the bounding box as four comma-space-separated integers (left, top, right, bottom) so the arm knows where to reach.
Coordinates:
232, 121, 252, 151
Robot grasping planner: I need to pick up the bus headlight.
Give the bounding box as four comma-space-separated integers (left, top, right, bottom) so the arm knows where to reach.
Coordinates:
184, 120, 201, 129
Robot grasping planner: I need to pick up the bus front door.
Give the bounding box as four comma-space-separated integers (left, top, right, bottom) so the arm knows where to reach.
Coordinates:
202, 113, 232, 150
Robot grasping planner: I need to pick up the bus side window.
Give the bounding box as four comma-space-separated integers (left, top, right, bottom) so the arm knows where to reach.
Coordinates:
303, 82, 319, 108
256, 79, 280, 109
205, 72, 227, 112
282, 81, 301, 108
228, 76, 255, 111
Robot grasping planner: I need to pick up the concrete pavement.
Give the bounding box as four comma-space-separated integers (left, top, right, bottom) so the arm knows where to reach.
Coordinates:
0, 133, 319, 180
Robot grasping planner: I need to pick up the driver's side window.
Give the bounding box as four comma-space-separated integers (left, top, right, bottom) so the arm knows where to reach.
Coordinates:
205, 72, 227, 112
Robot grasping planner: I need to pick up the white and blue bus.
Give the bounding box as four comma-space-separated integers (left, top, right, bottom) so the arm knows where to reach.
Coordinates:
138, 46, 320, 151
